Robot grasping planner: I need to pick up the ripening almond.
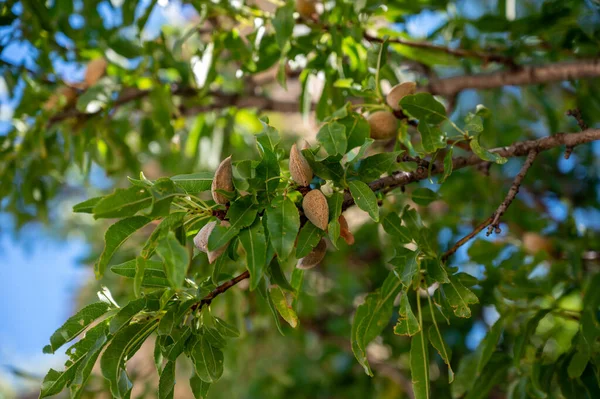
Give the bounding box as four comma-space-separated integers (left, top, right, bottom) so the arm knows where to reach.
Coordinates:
386, 82, 416, 111
194, 220, 230, 264
296, 0, 317, 18
211, 156, 234, 204
368, 111, 398, 140
84, 58, 108, 87
297, 239, 327, 269
289, 143, 313, 186
43, 87, 78, 111
302, 189, 329, 230
339, 214, 355, 245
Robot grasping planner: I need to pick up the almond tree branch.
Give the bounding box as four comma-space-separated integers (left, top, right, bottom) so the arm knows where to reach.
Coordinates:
487, 150, 538, 235
342, 128, 600, 210
191, 270, 250, 311
426, 59, 600, 96
441, 217, 494, 262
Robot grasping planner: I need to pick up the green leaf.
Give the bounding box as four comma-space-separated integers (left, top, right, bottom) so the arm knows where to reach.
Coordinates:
428, 325, 454, 383
389, 247, 419, 287
134, 256, 146, 298
382, 213, 412, 243
190, 372, 211, 399
226, 195, 259, 229
439, 147, 453, 183
295, 222, 322, 258
258, 279, 285, 335
141, 211, 186, 258
567, 351, 590, 379
265, 196, 300, 259
476, 318, 503, 374
351, 272, 403, 375
357, 152, 400, 181
239, 220, 267, 290
400, 93, 447, 124
256, 121, 280, 152
255, 147, 281, 195
73, 196, 103, 213
412, 187, 440, 206
270, 286, 299, 328
418, 122, 445, 153
272, 2, 294, 49
164, 327, 192, 361
158, 360, 176, 399
101, 321, 157, 398
68, 324, 110, 399
442, 274, 479, 318
513, 309, 551, 367
328, 218, 341, 248
109, 297, 147, 334
191, 334, 224, 383
156, 231, 190, 289
451, 351, 479, 398
469, 135, 507, 164
95, 216, 151, 278
93, 186, 152, 219
43, 302, 111, 354
394, 294, 420, 336
316, 121, 347, 156
348, 180, 379, 222
411, 331, 430, 399
464, 113, 484, 133
267, 257, 295, 292
344, 114, 371, 150
214, 317, 240, 338
111, 259, 170, 287
170, 172, 213, 193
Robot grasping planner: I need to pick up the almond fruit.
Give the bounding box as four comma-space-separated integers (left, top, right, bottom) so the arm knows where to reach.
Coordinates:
339, 214, 355, 245
296, 0, 317, 18
368, 111, 398, 140
43, 87, 77, 111
211, 156, 234, 204
386, 82, 416, 111
193, 220, 230, 264
297, 238, 326, 269
84, 58, 108, 87
302, 189, 329, 230
289, 143, 313, 186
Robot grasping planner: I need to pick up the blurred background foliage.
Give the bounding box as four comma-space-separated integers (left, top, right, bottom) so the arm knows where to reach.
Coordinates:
1, 0, 600, 398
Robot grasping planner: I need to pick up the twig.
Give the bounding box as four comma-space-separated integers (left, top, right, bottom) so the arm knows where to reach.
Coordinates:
191, 270, 250, 311
487, 150, 538, 235
441, 217, 494, 261
342, 128, 600, 211
426, 59, 600, 97
565, 109, 588, 159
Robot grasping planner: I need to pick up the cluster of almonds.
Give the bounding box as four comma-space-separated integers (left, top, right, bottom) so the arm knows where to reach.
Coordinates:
367, 81, 416, 140
44, 58, 108, 111
193, 143, 355, 269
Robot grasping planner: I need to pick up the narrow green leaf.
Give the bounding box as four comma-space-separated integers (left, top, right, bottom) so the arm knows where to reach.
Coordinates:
442, 274, 479, 318
348, 180, 379, 222
394, 294, 420, 336
214, 317, 240, 338
134, 256, 146, 298
567, 351, 590, 379
439, 147, 453, 183
265, 196, 300, 259
191, 335, 224, 383
382, 213, 412, 243
389, 248, 419, 287
476, 318, 503, 374
170, 172, 213, 193
111, 259, 170, 287
357, 152, 400, 180
411, 330, 430, 399
470, 135, 507, 164
317, 121, 347, 156
158, 360, 176, 399
267, 257, 295, 292
295, 221, 322, 258
95, 216, 151, 278
328, 218, 341, 248
72, 196, 103, 213
69, 324, 109, 399
513, 309, 550, 367
109, 297, 147, 334
101, 321, 157, 398
269, 286, 299, 328
400, 93, 446, 124
418, 122, 445, 153
190, 372, 211, 398
141, 211, 186, 259
43, 302, 110, 354
428, 325, 454, 382
412, 188, 440, 206
239, 221, 267, 290
156, 231, 190, 289
272, 2, 294, 49
93, 186, 152, 219
258, 279, 284, 335
451, 351, 479, 398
